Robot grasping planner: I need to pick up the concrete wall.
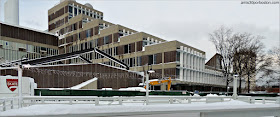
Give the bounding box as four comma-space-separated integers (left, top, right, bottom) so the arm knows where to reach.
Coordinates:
4, 0, 19, 25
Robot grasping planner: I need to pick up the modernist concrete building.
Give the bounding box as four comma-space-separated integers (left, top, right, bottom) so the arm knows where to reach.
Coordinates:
47, 0, 228, 91
0, 22, 59, 63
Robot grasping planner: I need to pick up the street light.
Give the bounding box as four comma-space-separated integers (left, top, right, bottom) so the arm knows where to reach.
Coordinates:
145, 65, 155, 105
233, 74, 238, 100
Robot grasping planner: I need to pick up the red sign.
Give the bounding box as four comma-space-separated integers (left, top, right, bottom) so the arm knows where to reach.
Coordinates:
6, 79, 18, 92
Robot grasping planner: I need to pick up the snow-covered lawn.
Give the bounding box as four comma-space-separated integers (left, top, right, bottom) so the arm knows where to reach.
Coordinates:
1, 100, 279, 116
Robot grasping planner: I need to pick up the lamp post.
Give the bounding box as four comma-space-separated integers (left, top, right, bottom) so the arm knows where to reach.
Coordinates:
145, 65, 155, 105
233, 74, 238, 100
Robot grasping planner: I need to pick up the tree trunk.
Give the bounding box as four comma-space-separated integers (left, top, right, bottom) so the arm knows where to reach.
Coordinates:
238, 76, 242, 93
247, 73, 250, 93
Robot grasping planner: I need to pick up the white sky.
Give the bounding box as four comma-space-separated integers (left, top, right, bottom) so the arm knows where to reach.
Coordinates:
0, 0, 279, 61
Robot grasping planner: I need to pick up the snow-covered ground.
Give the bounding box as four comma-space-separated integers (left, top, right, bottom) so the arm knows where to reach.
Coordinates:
1, 100, 279, 116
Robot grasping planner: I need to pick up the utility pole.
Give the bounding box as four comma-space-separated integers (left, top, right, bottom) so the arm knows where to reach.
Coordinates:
17, 65, 22, 108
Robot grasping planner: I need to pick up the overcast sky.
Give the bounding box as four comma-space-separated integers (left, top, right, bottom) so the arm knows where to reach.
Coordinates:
0, 0, 279, 61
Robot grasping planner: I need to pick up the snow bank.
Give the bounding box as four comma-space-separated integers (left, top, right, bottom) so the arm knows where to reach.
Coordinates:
0, 100, 278, 116
119, 87, 146, 91
206, 94, 219, 97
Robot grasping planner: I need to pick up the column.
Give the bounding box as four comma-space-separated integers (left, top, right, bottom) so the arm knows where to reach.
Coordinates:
179, 46, 184, 81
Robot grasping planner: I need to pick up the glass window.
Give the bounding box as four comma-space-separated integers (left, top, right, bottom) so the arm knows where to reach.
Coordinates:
143, 41, 148, 47
137, 56, 142, 66
148, 55, 153, 65
86, 30, 91, 38
176, 51, 180, 62
153, 54, 157, 64
103, 36, 109, 44
78, 9, 81, 14
69, 6, 73, 13
74, 7, 77, 16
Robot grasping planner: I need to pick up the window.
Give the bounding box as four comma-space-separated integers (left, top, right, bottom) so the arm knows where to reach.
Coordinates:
72, 24, 77, 30
90, 13, 93, 17
153, 54, 157, 64
143, 41, 148, 47
82, 10, 85, 14
69, 6, 73, 13
86, 12, 89, 16
176, 51, 180, 62
148, 55, 153, 65
124, 44, 131, 54
86, 30, 91, 38
78, 9, 81, 14
95, 39, 99, 47
137, 56, 142, 66
104, 36, 109, 44
74, 7, 77, 16
78, 33, 81, 40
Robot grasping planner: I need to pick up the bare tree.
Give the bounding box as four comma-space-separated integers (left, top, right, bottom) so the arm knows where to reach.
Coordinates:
210, 26, 265, 92
209, 26, 235, 88
257, 47, 280, 89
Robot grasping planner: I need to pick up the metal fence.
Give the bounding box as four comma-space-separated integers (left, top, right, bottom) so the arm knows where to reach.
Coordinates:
0, 98, 15, 111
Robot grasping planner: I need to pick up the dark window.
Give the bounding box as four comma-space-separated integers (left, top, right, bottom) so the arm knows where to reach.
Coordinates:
80, 43, 84, 50
73, 24, 77, 30
85, 42, 88, 49
90, 13, 93, 17
143, 41, 148, 47
124, 44, 131, 54
78, 9, 81, 14
176, 51, 180, 62
86, 12, 89, 16
82, 10, 85, 14
104, 36, 109, 44
69, 6, 73, 13
148, 55, 153, 65
74, 8, 77, 15
78, 33, 81, 40
176, 68, 180, 78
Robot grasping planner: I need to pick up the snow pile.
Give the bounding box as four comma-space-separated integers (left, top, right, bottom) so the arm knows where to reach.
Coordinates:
1, 100, 278, 116
119, 87, 146, 91
192, 94, 200, 97
206, 94, 219, 97
70, 78, 98, 89
101, 88, 113, 90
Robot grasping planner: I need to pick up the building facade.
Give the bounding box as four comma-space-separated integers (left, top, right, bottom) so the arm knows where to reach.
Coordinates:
0, 22, 59, 63
47, 0, 227, 91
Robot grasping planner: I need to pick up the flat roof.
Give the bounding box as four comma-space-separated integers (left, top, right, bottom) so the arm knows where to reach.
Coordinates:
0, 21, 57, 36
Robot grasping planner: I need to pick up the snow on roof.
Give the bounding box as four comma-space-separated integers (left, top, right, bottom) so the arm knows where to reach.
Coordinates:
70, 77, 98, 89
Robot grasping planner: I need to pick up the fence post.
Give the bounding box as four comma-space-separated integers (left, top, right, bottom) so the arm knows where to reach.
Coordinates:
3, 100, 6, 111
188, 98, 191, 104
95, 98, 99, 106
170, 98, 173, 104
11, 99, 14, 109
118, 97, 122, 105
70, 99, 73, 105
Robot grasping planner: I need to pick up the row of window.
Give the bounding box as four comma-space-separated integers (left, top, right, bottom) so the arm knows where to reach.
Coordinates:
68, 5, 103, 20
